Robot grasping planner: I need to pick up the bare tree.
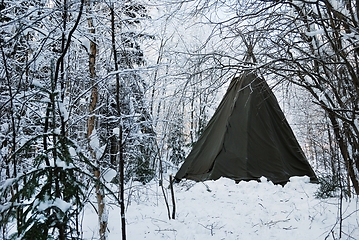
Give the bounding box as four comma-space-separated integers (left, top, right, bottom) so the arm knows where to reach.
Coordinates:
254, 0, 359, 195
170, 0, 359, 195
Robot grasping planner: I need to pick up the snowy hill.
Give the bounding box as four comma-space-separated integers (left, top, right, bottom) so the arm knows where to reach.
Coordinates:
83, 177, 358, 239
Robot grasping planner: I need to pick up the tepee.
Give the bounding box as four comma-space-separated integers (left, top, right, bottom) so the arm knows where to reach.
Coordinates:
175, 72, 318, 184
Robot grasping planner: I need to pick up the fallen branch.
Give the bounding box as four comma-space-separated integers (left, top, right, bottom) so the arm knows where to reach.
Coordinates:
155, 229, 177, 232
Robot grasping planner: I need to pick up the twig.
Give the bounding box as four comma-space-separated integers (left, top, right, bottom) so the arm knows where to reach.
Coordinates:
198, 222, 224, 236
155, 229, 177, 232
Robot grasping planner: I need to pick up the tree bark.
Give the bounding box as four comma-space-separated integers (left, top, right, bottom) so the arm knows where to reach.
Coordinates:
85, 1, 107, 239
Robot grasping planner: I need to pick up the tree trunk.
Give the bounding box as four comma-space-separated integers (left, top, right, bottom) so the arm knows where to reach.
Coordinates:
85, 1, 107, 239
110, 5, 126, 240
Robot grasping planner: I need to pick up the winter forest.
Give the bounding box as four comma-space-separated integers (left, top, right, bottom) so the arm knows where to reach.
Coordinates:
1, 0, 359, 239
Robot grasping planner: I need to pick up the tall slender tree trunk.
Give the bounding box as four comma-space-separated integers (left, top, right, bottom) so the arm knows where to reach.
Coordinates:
85, 1, 107, 239
110, 5, 126, 240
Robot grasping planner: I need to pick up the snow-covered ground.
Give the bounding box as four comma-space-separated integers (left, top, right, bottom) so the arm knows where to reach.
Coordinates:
83, 176, 359, 239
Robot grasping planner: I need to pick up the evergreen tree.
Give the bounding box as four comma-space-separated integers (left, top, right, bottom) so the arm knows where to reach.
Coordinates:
168, 116, 186, 165
0, 68, 92, 239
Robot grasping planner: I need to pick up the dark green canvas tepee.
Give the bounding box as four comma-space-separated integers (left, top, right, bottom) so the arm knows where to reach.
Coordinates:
175, 72, 318, 184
